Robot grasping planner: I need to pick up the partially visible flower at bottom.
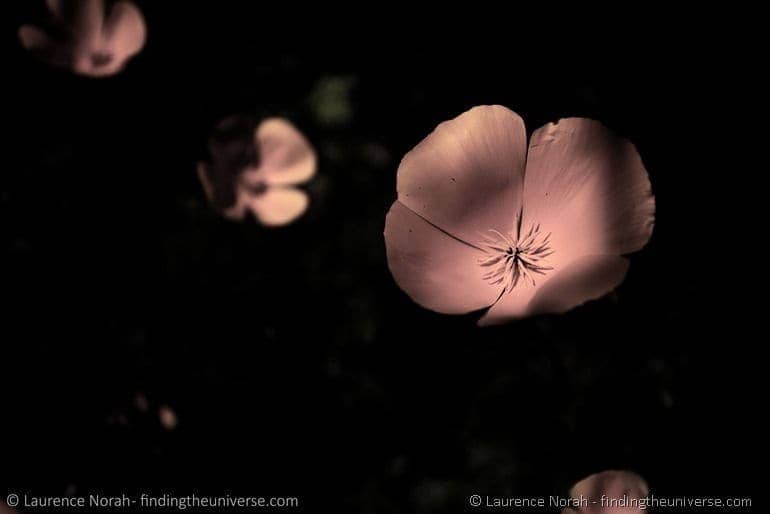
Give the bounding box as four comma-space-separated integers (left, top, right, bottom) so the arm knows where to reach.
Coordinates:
18, 0, 146, 77
562, 470, 649, 514
384, 105, 655, 326
197, 115, 317, 226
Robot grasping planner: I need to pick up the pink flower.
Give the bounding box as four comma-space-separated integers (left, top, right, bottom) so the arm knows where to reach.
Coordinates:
197, 115, 317, 226
19, 0, 146, 77
384, 105, 654, 326
562, 470, 649, 514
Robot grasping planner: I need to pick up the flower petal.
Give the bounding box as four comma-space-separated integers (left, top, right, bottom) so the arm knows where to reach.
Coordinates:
18, 24, 55, 54
522, 118, 654, 262
396, 105, 527, 245
527, 255, 629, 315
247, 187, 309, 226
103, 2, 146, 60
198, 116, 310, 224
19, 24, 78, 72
255, 118, 317, 186
563, 470, 649, 514
384, 201, 500, 314
478, 255, 628, 325
48, 0, 105, 44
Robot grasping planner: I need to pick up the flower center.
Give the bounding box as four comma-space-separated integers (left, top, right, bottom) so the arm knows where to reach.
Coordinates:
477, 223, 554, 293
91, 52, 114, 68
244, 180, 269, 196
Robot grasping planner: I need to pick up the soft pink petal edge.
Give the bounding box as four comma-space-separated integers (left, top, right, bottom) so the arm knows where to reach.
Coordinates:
384, 201, 501, 315
395, 105, 527, 246
255, 118, 317, 186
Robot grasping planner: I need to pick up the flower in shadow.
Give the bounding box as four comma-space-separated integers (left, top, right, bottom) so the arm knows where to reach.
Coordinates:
198, 115, 317, 226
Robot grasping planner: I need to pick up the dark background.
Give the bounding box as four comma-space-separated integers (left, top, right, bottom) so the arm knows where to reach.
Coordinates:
2, 3, 761, 512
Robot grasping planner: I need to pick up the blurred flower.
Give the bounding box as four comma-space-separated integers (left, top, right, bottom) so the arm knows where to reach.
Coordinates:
563, 470, 649, 514
19, 0, 146, 77
198, 115, 317, 226
384, 105, 654, 326
158, 405, 178, 431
